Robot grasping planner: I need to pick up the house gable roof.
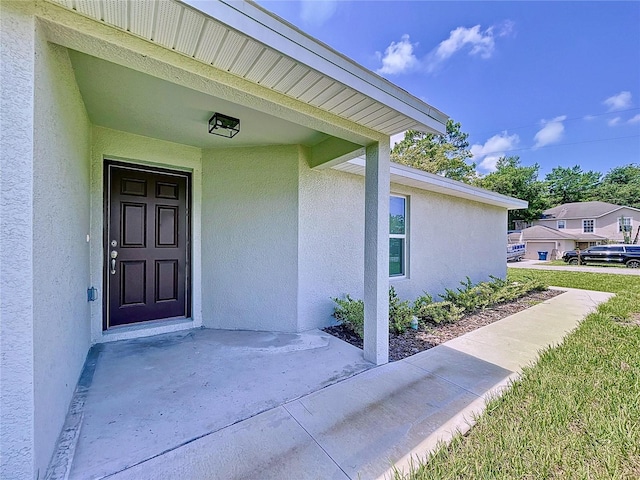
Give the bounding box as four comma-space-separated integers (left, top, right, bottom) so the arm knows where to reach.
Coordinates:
515, 225, 607, 241
542, 201, 640, 219
45, 0, 447, 137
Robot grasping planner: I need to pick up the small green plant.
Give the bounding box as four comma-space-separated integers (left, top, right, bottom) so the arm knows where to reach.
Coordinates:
331, 294, 364, 338
414, 294, 464, 325
389, 286, 413, 334
439, 276, 547, 314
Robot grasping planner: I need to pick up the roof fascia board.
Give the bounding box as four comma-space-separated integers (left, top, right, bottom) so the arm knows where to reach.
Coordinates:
343, 158, 527, 210
186, 0, 447, 134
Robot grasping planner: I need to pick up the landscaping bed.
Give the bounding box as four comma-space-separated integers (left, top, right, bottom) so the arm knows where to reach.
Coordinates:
399, 269, 640, 479
324, 288, 562, 361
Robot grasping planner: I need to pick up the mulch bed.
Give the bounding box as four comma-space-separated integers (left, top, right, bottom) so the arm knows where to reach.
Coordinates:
323, 289, 563, 362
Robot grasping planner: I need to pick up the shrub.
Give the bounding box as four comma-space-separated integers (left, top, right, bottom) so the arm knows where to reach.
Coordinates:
331, 294, 364, 338
389, 286, 413, 334
439, 276, 548, 314
333, 276, 548, 338
332, 287, 414, 338
414, 295, 464, 325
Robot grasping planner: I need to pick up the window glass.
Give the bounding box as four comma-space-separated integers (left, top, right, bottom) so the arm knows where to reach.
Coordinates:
557, 220, 566, 229
619, 217, 632, 232
626, 246, 640, 253
389, 195, 407, 277
389, 238, 404, 276
608, 246, 624, 252
583, 219, 594, 233
390, 196, 406, 234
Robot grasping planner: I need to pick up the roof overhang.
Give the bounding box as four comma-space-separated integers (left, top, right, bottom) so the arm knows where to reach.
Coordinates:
45, 0, 447, 138
334, 158, 528, 210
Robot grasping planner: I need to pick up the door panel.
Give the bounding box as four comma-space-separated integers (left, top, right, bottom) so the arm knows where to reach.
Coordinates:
106, 163, 190, 328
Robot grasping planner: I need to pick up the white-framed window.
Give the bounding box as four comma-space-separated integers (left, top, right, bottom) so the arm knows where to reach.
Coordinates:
583, 219, 595, 233
557, 220, 566, 229
619, 217, 632, 232
389, 195, 407, 277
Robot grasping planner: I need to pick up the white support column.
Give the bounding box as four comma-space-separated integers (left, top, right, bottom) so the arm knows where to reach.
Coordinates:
0, 2, 36, 479
364, 141, 390, 365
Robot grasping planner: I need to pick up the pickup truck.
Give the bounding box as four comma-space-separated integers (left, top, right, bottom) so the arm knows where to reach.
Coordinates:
562, 244, 640, 268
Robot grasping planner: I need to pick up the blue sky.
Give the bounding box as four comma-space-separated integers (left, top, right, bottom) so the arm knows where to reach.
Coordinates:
247, 1, 640, 178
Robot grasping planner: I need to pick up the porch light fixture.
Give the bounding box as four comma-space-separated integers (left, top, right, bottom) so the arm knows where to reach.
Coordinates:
208, 112, 240, 138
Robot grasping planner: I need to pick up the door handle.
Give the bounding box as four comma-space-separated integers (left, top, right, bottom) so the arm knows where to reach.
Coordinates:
110, 250, 118, 275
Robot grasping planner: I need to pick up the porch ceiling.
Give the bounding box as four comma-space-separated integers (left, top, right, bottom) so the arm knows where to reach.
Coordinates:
46, 0, 447, 137
69, 50, 329, 148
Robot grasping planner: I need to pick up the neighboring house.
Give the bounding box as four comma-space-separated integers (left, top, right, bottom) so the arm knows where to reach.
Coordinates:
508, 225, 587, 260
0, 1, 526, 478
534, 201, 640, 249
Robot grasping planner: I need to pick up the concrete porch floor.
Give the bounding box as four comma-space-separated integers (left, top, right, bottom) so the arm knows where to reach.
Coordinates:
50, 288, 613, 480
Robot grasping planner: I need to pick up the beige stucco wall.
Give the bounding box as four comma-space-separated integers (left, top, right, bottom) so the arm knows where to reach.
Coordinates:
298, 164, 509, 329
89, 127, 204, 342
201, 145, 300, 332
32, 34, 93, 476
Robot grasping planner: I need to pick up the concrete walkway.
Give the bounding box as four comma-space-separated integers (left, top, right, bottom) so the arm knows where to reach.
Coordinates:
508, 258, 640, 275
59, 288, 612, 480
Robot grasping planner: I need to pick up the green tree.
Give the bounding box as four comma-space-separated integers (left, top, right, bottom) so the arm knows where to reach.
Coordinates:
473, 156, 548, 229
590, 164, 640, 209
391, 120, 476, 182
544, 165, 601, 206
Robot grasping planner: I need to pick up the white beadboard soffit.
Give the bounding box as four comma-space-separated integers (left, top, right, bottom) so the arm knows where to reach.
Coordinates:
45, 0, 448, 136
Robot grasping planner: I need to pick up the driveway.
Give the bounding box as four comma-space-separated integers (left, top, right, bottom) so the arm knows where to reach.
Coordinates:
508, 258, 640, 275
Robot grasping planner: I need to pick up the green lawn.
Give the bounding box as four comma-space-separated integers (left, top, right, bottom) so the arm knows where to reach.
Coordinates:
509, 268, 640, 293
399, 269, 640, 480
538, 259, 626, 269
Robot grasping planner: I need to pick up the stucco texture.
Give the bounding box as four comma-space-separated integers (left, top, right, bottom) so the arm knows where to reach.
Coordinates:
201, 145, 300, 332
32, 32, 93, 476
298, 165, 508, 329
390, 182, 507, 301
1, 2, 37, 478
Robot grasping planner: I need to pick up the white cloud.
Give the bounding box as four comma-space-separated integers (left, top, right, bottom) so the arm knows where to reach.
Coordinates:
603, 91, 632, 112
608, 116, 622, 127
628, 114, 640, 124
426, 21, 514, 72
533, 115, 566, 149
376, 35, 419, 75
300, 0, 338, 27
583, 115, 596, 121
470, 131, 520, 171
435, 25, 495, 60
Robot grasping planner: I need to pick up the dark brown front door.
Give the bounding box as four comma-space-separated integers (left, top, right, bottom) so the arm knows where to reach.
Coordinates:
105, 162, 190, 328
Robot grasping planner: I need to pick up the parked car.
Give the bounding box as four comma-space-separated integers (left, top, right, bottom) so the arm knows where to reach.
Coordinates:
562, 245, 640, 268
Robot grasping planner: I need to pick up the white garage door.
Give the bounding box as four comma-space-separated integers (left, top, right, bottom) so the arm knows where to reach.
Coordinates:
525, 242, 556, 260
